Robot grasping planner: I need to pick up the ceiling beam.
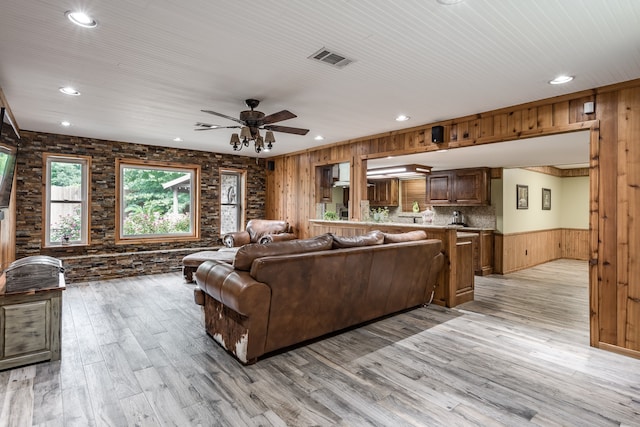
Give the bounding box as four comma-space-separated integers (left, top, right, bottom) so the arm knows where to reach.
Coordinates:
0, 87, 20, 138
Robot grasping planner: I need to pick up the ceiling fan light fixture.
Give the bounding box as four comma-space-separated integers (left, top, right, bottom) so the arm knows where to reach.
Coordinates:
230, 133, 241, 150
265, 131, 275, 144
240, 126, 251, 143
255, 136, 264, 153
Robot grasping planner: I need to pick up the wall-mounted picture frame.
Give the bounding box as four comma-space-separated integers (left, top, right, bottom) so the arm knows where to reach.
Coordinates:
542, 188, 551, 210
517, 184, 529, 209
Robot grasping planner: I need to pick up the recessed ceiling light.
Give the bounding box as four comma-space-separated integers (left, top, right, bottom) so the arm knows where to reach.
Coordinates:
314, 135, 324, 141
549, 75, 574, 85
437, 0, 464, 5
395, 115, 410, 122
437, 149, 449, 153
173, 137, 182, 142
59, 86, 81, 96
65, 11, 98, 28
60, 121, 71, 127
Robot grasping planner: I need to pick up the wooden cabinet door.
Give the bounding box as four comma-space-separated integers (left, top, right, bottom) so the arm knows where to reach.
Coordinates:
368, 179, 398, 206
426, 172, 452, 204
476, 230, 494, 275
455, 238, 474, 305
318, 166, 333, 202
453, 168, 489, 205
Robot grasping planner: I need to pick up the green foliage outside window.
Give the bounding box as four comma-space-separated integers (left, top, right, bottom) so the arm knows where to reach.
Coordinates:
122, 167, 192, 236
50, 205, 82, 242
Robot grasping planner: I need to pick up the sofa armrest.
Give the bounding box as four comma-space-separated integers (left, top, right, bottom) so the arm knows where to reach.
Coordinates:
258, 232, 297, 244
195, 260, 272, 364
194, 286, 205, 306
223, 231, 251, 247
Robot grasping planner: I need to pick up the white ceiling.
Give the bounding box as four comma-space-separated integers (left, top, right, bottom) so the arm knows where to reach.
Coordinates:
1, 1, 639, 162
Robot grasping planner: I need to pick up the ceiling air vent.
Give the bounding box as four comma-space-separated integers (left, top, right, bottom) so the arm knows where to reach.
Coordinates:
308, 47, 354, 69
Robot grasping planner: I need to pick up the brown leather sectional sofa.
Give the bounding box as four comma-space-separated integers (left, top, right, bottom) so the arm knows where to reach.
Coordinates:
193, 230, 445, 364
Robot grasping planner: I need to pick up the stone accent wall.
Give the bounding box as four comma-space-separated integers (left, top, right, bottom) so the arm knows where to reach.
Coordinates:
13, 130, 266, 282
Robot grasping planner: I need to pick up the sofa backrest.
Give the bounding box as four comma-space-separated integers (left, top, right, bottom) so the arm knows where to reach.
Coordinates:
246, 219, 290, 243
249, 238, 444, 354
233, 233, 333, 271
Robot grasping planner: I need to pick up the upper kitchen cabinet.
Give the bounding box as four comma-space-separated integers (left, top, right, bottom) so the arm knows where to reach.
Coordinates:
426, 167, 490, 206
368, 179, 399, 207
317, 165, 333, 202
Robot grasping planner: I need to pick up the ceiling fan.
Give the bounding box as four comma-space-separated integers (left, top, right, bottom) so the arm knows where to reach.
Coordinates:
196, 99, 309, 153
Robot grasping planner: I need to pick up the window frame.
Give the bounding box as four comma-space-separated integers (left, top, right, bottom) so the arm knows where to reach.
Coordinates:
115, 158, 200, 244
43, 153, 92, 248
219, 168, 246, 236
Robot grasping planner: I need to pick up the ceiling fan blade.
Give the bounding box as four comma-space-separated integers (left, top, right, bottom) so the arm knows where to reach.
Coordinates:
201, 109, 244, 124
262, 110, 297, 124
264, 125, 309, 135
194, 125, 241, 131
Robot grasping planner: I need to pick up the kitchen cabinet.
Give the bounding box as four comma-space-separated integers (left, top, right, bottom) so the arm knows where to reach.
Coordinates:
368, 179, 399, 207
476, 230, 494, 276
426, 167, 490, 206
317, 166, 333, 202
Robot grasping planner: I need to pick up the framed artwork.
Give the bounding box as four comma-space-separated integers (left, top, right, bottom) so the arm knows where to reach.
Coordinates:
517, 184, 529, 209
542, 188, 551, 210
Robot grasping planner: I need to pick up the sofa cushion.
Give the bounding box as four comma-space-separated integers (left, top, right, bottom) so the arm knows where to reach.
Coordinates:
233, 233, 334, 271
331, 230, 385, 249
383, 230, 427, 243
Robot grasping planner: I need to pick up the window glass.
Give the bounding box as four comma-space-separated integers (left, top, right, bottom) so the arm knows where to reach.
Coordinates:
220, 170, 244, 235
45, 155, 90, 246
117, 160, 200, 242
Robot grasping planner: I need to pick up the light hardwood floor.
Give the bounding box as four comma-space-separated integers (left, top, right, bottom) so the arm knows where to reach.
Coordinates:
1, 259, 639, 426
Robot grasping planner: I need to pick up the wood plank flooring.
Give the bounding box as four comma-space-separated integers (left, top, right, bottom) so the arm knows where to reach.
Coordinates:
2, 259, 640, 426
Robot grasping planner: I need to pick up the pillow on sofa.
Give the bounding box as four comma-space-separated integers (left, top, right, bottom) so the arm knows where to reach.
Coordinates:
233, 233, 333, 271
383, 230, 427, 243
331, 230, 385, 249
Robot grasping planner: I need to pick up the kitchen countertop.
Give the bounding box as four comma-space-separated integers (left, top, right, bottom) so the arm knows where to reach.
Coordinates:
309, 219, 494, 232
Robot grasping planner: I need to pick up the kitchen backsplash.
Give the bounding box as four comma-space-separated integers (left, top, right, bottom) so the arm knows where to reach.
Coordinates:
390, 205, 497, 229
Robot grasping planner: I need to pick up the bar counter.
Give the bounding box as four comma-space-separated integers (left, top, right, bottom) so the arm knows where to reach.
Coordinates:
309, 219, 487, 307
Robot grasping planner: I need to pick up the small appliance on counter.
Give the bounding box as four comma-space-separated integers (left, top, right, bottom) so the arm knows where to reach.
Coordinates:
450, 210, 468, 227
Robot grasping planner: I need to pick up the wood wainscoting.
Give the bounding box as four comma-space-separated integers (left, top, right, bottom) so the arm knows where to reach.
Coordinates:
494, 228, 588, 274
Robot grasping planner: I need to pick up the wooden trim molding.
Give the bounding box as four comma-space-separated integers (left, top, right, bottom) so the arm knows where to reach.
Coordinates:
524, 166, 589, 177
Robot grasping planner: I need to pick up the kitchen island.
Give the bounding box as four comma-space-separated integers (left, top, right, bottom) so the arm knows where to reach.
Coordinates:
309, 220, 494, 307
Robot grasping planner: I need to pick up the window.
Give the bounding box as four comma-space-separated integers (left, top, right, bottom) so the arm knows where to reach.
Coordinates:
220, 169, 246, 235
44, 154, 91, 246
116, 159, 200, 243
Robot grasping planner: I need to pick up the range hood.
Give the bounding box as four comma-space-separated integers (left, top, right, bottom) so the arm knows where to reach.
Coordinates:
367, 164, 431, 179
332, 162, 350, 187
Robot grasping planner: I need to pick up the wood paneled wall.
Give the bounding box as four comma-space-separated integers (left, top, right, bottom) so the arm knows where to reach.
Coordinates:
562, 229, 590, 261
266, 78, 640, 358
493, 228, 587, 274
